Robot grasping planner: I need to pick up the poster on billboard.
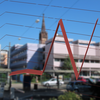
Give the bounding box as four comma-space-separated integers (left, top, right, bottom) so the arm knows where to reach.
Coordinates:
58, 75, 63, 81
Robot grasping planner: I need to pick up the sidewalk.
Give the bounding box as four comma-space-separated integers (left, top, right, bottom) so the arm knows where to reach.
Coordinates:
11, 83, 66, 92
4, 84, 66, 100
3, 83, 92, 100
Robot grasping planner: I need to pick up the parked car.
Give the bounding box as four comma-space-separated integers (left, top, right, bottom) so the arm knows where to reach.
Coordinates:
96, 78, 100, 82
66, 81, 91, 93
42, 78, 64, 86
77, 77, 86, 82
64, 78, 71, 84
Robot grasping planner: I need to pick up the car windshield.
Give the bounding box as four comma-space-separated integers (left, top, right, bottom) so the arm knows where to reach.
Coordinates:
50, 79, 57, 81
75, 82, 83, 85
78, 77, 82, 80
68, 82, 74, 86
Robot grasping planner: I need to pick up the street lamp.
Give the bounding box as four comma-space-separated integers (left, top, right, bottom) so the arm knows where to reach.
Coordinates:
35, 19, 40, 23
18, 37, 21, 40
18, 19, 40, 40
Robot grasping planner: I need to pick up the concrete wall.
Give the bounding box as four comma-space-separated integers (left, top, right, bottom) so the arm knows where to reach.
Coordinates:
44, 36, 100, 78
27, 43, 39, 69
45, 43, 53, 70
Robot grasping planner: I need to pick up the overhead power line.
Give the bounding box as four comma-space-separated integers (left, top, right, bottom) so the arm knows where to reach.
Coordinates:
10, 0, 100, 13
0, 23, 100, 39
2, 45, 100, 68
0, 11, 100, 25
0, 0, 7, 4
41, 0, 53, 14
20, 0, 53, 37
1, 34, 100, 51
49, 0, 79, 28
0, 34, 39, 41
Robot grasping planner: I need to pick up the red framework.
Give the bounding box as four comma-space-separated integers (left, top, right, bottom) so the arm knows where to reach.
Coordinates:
9, 19, 98, 80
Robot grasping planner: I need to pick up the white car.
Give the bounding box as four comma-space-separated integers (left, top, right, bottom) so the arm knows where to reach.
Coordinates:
42, 78, 64, 86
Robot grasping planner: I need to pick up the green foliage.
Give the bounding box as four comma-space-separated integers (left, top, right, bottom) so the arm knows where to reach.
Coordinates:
58, 92, 83, 100
90, 98, 95, 100
0, 66, 2, 69
30, 74, 40, 83
0, 73, 7, 83
30, 72, 51, 83
42, 73, 51, 81
90, 76, 94, 79
30, 66, 41, 82
61, 57, 73, 70
30, 68, 51, 83
49, 92, 83, 100
49, 97, 57, 100
63, 73, 71, 79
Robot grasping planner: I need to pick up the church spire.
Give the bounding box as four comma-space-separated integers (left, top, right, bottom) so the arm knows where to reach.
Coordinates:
41, 14, 46, 32
39, 14, 48, 44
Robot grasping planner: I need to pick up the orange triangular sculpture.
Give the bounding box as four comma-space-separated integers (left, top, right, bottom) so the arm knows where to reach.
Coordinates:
9, 19, 98, 80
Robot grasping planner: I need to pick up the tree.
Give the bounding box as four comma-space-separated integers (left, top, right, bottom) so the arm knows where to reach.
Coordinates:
61, 57, 75, 79
49, 92, 83, 100
0, 66, 2, 69
61, 57, 73, 70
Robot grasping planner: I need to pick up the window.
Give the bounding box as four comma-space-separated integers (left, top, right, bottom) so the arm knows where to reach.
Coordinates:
54, 58, 65, 62
43, 54, 45, 59
79, 43, 88, 45
68, 82, 74, 86
79, 59, 83, 62
61, 59, 64, 62
55, 41, 65, 43
74, 59, 78, 62
55, 58, 60, 61
84, 60, 89, 63
69, 41, 72, 44
91, 71, 99, 76
11, 57, 27, 64
80, 71, 89, 76
46, 42, 51, 45
43, 48, 45, 51
95, 60, 99, 63
78, 77, 82, 80
11, 49, 27, 58
55, 41, 72, 44
75, 82, 82, 85
51, 79, 56, 81
91, 60, 95, 63
70, 82, 74, 87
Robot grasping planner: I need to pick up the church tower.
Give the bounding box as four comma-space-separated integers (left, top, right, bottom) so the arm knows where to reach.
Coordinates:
39, 14, 48, 44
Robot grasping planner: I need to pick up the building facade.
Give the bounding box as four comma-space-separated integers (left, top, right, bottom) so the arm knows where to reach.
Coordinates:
10, 43, 45, 80
0, 45, 8, 68
10, 36, 100, 79
44, 35, 100, 78
10, 43, 45, 71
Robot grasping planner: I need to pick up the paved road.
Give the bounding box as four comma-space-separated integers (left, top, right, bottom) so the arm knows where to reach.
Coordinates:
2, 83, 93, 100
11, 83, 67, 90
3, 83, 67, 100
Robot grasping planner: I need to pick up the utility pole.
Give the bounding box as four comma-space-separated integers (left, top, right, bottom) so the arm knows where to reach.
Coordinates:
8, 42, 11, 69
57, 74, 60, 89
